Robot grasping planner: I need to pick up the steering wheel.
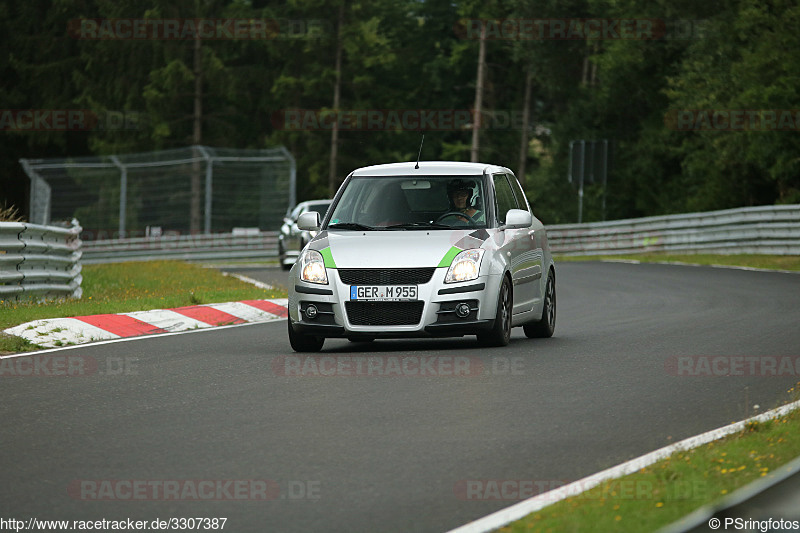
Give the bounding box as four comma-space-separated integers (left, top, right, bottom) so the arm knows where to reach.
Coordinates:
435, 211, 478, 227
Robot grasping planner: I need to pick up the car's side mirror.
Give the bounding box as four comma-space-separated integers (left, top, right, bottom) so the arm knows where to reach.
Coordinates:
297, 211, 320, 231
504, 209, 532, 229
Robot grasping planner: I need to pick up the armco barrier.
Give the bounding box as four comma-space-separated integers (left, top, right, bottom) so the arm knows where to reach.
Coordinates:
11, 205, 797, 274
80, 231, 279, 264
546, 204, 800, 255
0, 219, 83, 301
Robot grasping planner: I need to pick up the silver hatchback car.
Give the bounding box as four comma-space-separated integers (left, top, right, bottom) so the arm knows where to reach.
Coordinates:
287, 161, 556, 352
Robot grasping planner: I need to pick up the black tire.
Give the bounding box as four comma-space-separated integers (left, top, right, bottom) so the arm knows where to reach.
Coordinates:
524, 270, 556, 338
288, 317, 324, 352
477, 276, 512, 347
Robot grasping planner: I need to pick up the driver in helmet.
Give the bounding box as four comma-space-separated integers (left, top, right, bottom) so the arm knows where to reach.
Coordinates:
446, 179, 484, 223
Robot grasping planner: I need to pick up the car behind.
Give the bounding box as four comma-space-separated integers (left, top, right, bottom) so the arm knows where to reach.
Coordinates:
278, 199, 333, 270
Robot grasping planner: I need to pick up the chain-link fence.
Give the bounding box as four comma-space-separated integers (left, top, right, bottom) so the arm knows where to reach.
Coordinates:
21, 145, 296, 240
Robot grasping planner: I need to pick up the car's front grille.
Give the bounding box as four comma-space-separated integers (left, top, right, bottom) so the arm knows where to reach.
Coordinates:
338, 268, 435, 285
345, 301, 425, 326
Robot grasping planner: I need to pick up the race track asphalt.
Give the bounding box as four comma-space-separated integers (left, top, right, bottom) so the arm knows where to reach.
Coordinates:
2, 262, 798, 532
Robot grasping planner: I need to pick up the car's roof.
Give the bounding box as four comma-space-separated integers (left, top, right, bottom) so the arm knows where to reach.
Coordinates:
351, 161, 512, 177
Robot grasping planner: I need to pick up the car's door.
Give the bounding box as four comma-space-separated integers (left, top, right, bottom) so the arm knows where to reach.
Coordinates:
506, 172, 544, 307
492, 173, 539, 314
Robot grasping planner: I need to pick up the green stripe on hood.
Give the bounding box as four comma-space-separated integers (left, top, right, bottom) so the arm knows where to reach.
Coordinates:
320, 247, 337, 268
437, 246, 462, 268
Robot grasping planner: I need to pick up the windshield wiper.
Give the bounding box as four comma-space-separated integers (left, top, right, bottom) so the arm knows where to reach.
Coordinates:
384, 222, 452, 230
327, 222, 380, 231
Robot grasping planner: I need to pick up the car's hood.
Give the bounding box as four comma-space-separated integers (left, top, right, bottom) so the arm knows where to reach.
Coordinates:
320, 229, 490, 268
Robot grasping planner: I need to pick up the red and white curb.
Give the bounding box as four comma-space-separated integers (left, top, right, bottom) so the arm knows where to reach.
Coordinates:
3, 299, 288, 348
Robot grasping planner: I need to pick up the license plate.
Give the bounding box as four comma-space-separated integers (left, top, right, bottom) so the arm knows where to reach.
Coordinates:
349, 285, 418, 301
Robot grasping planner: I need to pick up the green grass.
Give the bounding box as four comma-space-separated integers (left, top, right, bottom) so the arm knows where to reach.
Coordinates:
500, 388, 800, 532
554, 253, 800, 271
0, 261, 287, 354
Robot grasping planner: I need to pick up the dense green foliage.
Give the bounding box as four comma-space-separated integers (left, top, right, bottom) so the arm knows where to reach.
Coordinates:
1, 0, 798, 224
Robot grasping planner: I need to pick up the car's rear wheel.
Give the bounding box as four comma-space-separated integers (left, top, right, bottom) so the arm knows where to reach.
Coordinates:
288, 317, 324, 352
524, 269, 556, 338
477, 276, 512, 347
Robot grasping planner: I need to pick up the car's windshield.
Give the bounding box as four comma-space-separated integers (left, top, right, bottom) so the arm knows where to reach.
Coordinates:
326, 176, 488, 230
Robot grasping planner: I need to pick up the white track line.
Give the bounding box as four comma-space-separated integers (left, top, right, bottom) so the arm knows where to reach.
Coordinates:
221, 271, 276, 289
447, 399, 800, 533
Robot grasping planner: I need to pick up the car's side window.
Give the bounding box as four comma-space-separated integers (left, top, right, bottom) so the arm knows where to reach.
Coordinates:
506, 173, 529, 212
492, 173, 517, 224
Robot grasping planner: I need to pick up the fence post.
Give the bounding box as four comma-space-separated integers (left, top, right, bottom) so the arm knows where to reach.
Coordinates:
196, 145, 213, 235
280, 146, 297, 209
111, 156, 127, 239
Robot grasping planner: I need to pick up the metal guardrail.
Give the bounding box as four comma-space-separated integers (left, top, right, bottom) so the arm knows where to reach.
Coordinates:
0, 219, 83, 301
10, 204, 797, 274
546, 204, 800, 255
80, 231, 279, 264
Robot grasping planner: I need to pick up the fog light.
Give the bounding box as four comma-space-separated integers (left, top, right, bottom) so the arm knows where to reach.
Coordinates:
305, 304, 318, 320
455, 302, 471, 318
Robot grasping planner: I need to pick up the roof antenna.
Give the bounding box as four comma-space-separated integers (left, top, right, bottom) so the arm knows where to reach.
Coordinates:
414, 134, 425, 169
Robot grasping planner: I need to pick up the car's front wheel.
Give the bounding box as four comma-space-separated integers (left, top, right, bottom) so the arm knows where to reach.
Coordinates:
524, 269, 556, 338
288, 318, 324, 352
477, 276, 512, 347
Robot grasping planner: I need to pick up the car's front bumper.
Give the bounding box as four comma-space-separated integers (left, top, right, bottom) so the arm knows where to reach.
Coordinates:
289, 267, 501, 338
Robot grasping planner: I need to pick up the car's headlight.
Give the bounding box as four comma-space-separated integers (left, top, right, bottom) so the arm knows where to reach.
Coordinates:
300, 249, 328, 284
445, 249, 485, 283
